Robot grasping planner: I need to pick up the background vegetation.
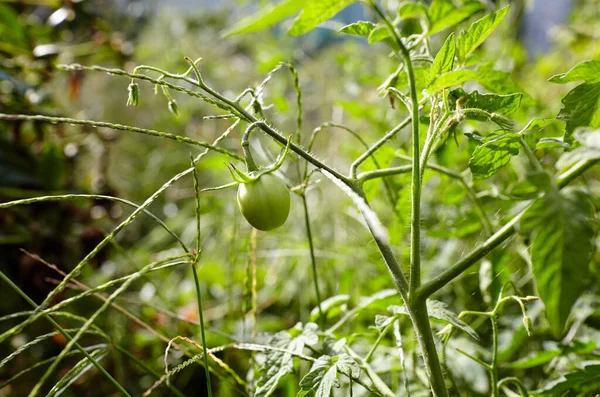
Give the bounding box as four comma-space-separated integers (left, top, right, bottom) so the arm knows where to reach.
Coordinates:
1, 0, 599, 396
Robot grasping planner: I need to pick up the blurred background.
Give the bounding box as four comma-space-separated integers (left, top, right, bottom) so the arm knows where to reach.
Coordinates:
0, 0, 598, 396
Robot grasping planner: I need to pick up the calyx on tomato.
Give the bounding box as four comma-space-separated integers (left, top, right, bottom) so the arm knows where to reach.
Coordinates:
227, 138, 291, 231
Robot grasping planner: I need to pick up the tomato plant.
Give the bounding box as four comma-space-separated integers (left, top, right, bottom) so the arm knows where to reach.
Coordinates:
1, 1, 599, 397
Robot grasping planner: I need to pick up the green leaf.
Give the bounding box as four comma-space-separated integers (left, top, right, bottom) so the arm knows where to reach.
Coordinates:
309, 294, 350, 322
255, 323, 319, 397
289, 0, 357, 36
427, 0, 484, 36
468, 130, 520, 180
425, 300, 479, 341
427, 32, 456, 86
548, 60, 600, 84
556, 127, 600, 171
458, 89, 523, 115
534, 361, 600, 395
338, 21, 375, 37
297, 354, 358, 397
427, 69, 480, 94
477, 63, 528, 96
224, 0, 306, 36
368, 24, 391, 44
389, 300, 479, 340
374, 314, 396, 330
457, 6, 510, 61
549, 61, 600, 142
334, 354, 360, 378
508, 171, 552, 200
536, 137, 570, 150
506, 349, 561, 370
556, 82, 600, 142
520, 188, 596, 338
398, 1, 428, 19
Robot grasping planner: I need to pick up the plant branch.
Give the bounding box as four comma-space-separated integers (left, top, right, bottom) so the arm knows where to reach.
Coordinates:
0, 113, 243, 161
418, 158, 599, 299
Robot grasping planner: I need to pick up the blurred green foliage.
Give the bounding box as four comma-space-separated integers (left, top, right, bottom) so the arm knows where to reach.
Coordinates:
1, 0, 599, 396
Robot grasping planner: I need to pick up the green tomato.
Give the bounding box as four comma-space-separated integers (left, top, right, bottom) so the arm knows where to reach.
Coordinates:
237, 173, 290, 231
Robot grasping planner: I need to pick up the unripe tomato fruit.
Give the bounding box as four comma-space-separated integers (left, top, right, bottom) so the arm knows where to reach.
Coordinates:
237, 174, 290, 231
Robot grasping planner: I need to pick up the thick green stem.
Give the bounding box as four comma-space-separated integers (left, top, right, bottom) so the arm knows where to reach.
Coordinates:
409, 301, 449, 397
371, 1, 422, 298
370, 3, 447, 395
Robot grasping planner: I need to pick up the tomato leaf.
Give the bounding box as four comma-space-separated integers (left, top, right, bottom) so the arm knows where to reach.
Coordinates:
397, 1, 428, 19
427, 0, 484, 36
468, 130, 521, 180
368, 24, 391, 44
255, 323, 319, 397
338, 21, 375, 37
427, 32, 455, 86
548, 60, 600, 84
556, 127, 600, 171
549, 61, 600, 142
289, 0, 357, 36
534, 361, 600, 395
520, 188, 596, 338
457, 6, 510, 62
454, 89, 523, 115
427, 69, 480, 94
223, 0, 306, 37
297, 354, 359, 397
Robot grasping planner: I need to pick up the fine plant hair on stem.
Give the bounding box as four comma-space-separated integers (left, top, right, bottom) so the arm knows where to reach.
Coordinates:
0, 114, 243, 161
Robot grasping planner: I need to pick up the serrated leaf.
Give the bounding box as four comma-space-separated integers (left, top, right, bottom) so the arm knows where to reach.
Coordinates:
224, 0, 305, 36
548, 60, 600, 84
556, 127, 600, 171
463, 91, 522, 115
457, 6, 509, 61
426, 300, 479, 341
256, 323, 319, 397
389, 300, 479, 340
398, 1, 428, 19
289, 0, 357, 36
520, 188, 596, 338
427, 0, 484, 36
534, 361, 600, 394
338, 21, 375, 37
427, 69, 480, 94
374, 314, 396, 330
469, 130, 521, 180
427, 32, 455, 86
335, 354, 360, 378
297, 356, 338, 397
556, 81, 600, 142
